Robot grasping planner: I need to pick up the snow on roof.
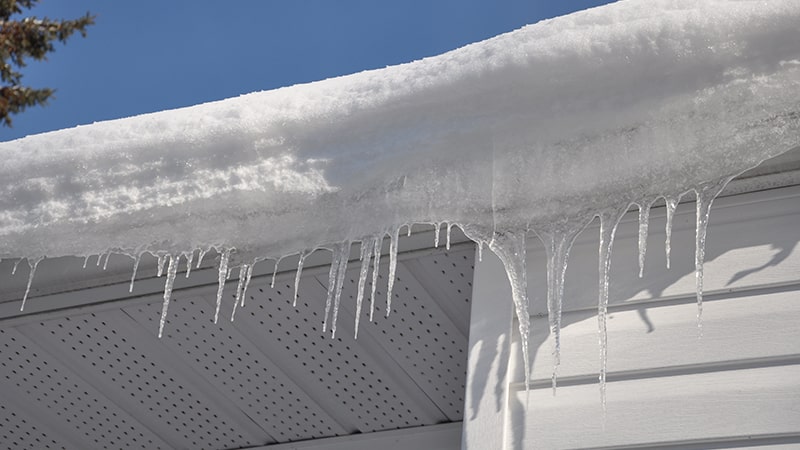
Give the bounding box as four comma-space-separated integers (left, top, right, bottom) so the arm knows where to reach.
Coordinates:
1, 0, 798, 392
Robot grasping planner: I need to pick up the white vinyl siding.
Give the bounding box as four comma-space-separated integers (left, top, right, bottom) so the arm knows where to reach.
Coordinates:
465, 184, 800, 449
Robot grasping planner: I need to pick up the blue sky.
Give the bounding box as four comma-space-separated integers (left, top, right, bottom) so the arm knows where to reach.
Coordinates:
3, 0, 614, 141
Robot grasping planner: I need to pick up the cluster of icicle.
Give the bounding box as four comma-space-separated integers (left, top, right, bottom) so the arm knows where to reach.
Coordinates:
8, 172, 732, 409
484, 175, 732, 412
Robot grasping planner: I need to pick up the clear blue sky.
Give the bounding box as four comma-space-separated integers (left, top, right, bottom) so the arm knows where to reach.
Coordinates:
3, 0, 614, 141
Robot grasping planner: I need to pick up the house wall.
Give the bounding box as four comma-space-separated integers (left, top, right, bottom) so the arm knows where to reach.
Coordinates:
464, 185, 800, 449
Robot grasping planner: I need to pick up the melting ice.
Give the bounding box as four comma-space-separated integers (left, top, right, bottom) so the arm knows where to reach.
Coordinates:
1, 0, 798, 408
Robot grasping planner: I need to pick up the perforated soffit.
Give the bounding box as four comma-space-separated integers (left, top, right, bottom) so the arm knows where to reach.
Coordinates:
0, 232, 475, 450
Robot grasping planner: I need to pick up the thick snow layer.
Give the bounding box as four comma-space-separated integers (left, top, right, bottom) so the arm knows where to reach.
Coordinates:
1, 0, 799, 396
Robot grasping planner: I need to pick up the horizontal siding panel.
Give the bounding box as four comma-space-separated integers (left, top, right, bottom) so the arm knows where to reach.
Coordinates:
518, 289, 800, 383
495, 187, 800, 449
509, 365, 800, 449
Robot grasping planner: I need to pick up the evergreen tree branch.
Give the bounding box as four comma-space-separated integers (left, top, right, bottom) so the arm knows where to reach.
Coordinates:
0, 0, 93, 127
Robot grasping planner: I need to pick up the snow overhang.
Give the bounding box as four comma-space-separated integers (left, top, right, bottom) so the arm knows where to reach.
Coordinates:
1, 0, 797, 263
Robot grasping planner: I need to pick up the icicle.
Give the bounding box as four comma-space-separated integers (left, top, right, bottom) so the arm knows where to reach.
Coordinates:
386, 227, 400, 317
184, 251, 194, 278
488, 230, 531, 390
323, 242, 350, 337
156, 254, 166, 277
331, 243, 351, 338
241, 264, 253, 307
293, 251, 307, 307
82, 255, 90, 269
271, 257, 282, 288
406, 223, 412, 237
477, 240, 484, 262
129, 253, 142, 293
157, 254, 178, 338
196, 248, 208, 268
102, 252, 111, 271
637, 199, 654, 278
446, 223, 453, 250
12, 259, 21, 275
694, 177, 732, 333
213, 249, 231, 324
231, 264, 251, 322
597, 205, 627, 411
19, 257, 42, 312
664, 195, 681, 269
323, 251, 338, 333
536, 218, 588, 393
354, 239, 375, 339
434, 222, 441, 248
96, 252, 103, 267
369, 235, 382, 322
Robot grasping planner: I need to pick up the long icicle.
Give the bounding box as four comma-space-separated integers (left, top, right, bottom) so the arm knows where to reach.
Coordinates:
330, 242, 351, 339
434, 222, 441, 248
323, 247, 339, 334
213, 249, 231, 324
694, 176, 732, 334
664, 195, 681, 269
354, 239, 375, 339
293, 251, 307, 307
537, 218, 588, 394
489, 230, 530, 390
129, 253, 142, 293
597, 205, 627, 412
369, 235, 382, 322
637, 199, 655, 278
386, 227, 400, 317
19, 257, 42, 311
158, 254, 178, 338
